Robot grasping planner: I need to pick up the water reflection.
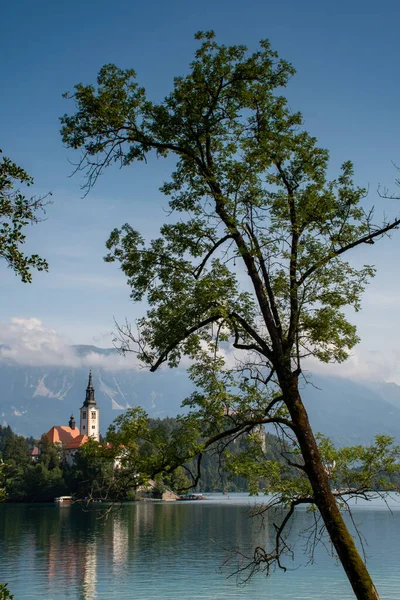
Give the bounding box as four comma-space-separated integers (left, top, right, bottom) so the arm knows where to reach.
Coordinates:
1, 498, 400, 599
82, 538, 97, 600
112, 514, 128, 576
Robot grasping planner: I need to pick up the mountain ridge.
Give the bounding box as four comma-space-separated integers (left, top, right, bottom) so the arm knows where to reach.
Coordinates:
1, 345, 399, 445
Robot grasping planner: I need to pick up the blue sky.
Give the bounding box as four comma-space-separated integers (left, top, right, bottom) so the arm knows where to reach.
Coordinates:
2, 0, 400, 379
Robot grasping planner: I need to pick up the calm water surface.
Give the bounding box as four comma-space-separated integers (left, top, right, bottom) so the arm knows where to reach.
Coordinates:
1, 494, 400, 599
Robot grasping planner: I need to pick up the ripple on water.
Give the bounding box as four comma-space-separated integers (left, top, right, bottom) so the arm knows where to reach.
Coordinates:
1, 498, 400, 599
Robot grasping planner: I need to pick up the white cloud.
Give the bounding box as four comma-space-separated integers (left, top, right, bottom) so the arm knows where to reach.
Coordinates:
0, 318, 79, 367
82, 350, 140, 371
0, 317, 140, 371
304, 346, 400, 384
177, 338, 247, 371
2, 317, 396, 385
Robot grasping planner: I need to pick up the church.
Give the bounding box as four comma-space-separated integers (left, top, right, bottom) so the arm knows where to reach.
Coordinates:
43, 370, 100, 465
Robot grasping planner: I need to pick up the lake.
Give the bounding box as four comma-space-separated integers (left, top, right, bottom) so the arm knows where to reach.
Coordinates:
1, 494, 400, 599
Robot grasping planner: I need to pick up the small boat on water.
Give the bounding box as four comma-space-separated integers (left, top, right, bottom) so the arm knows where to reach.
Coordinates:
178, 493, 207, 501
54, 496, 73, 504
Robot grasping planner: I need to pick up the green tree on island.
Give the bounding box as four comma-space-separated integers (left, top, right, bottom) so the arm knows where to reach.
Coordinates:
61, 32, 400, 600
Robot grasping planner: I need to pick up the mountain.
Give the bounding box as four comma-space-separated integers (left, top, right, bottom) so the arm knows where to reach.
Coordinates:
365, 380, 400, 411
298, 375, 400, 446
0, 349, 192, 438
1, 345, 400, 444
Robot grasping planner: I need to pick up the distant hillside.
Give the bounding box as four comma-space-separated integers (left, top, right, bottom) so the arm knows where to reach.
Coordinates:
299, 375, 400, 446
365, 380, 400, 411
0, 345, 399, 444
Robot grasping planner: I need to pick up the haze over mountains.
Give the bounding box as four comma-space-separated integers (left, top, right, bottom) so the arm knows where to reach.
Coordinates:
1, 344, 400, 445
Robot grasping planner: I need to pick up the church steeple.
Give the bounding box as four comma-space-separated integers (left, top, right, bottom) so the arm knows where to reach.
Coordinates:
80, 370, 100, 441
69, 414, 76, 430
83, 369, 97, 407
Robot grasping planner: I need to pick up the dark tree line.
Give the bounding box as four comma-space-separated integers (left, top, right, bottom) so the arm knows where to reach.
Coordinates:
0, 425, 67, 502
0, 421, 287, 501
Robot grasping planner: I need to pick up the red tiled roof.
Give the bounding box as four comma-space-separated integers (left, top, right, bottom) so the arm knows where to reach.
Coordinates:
43, 426, 81, 444
64, 435, 89, 450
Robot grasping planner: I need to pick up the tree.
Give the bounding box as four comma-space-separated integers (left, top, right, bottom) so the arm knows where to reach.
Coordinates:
21, 437, 67, 502
0, 462, 7, 503
0, 583, 14, 600
60, 32, 400, 600
0, 426, 14, 458
37, 436, 63, 470
0, 150, 49, 282
23, 462, 67, 502
66, 439, 120, 501
2, 433, 31, 501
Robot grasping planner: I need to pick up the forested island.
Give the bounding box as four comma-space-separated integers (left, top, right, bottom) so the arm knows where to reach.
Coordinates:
2, 418, 400, 505
0, 419, 286, 502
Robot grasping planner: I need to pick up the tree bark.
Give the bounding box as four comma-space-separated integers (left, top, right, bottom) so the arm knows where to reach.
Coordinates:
282, 373, 380, 600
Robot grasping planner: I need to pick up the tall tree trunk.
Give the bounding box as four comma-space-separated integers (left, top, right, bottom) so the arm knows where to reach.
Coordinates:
283, 374, 380, 600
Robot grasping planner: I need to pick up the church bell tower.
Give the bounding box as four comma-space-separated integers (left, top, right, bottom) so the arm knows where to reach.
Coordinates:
80, 370, 100, 441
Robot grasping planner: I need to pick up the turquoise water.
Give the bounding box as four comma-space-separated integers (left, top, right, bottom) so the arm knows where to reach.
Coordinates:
1, 494, 400, 599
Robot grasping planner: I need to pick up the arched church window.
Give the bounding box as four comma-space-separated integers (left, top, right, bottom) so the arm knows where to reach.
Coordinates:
83, 411, 87, 419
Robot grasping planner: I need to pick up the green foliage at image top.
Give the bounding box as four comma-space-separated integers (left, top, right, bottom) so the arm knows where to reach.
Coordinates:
0, 150, 49, 282
61, 31, 384, 370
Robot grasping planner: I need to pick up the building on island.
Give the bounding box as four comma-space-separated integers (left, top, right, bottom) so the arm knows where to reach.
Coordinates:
79, 370, 100, 442
43, 370, 100, 466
